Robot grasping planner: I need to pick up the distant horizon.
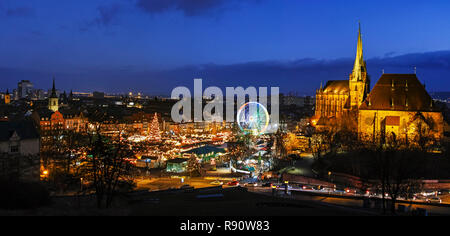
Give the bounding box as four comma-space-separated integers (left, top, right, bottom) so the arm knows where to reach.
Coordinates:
2, 49, 450, 97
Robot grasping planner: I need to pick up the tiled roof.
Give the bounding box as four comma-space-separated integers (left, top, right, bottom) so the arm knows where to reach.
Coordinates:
34, 108, 54, 119
0, 120, 39, 142
323, 80, 349, 94
359, 74, 436, 111
59, 107, 82, 118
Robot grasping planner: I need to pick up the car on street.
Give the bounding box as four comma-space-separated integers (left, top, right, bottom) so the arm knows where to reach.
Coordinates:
320, 187, 335, 193
210, 180, 224, 186
302, 185, 315, 191
426, 197, 442, 204
261, 182, 273, 188
227, 181, 240, 186
276, 184, 292, 190
246, 182, 258, 187
413, 194, 427, 202
344, 188, 357, 195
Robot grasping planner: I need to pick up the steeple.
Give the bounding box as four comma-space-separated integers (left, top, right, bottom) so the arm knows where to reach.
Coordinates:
352, 22, 366, 79
50, 77, 57, 98
349, 22, 370, 109
48, 77, 59, 112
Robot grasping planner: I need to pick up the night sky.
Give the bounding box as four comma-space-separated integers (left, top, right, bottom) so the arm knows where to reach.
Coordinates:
1, 0, 449, 96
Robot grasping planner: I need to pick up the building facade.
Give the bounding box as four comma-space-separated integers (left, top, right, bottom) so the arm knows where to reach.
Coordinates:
18, 80, 34, 99
315, 24, 369, 121
314, 25, 444, 145
0, 120, 40, 181
358, 74, 444, 144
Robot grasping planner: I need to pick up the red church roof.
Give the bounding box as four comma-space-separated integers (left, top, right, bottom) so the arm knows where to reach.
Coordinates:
359, 74, 436, 112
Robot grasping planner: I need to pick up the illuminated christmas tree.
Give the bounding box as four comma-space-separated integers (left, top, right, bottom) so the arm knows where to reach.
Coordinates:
149, 113, 161, 141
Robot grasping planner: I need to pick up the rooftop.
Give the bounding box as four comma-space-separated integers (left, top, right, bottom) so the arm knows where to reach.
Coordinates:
0, 120, 39, 142
359, 74, 436, 111
322, 80, 350, 94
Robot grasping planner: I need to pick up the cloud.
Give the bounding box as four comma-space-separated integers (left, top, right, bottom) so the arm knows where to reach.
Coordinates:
1, 51, 450, 95
81, 0, 263, 31
5, 7, 35, 17
384, 51, 396, 57
92, 4, 122, 27
136, 0, 263, 17
370, 51, 450, 71
80, 4, 123, 32
125, 50, 450, 94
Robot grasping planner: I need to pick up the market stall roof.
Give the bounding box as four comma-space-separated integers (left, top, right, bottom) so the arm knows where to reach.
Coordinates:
183, 145, 225, 155
167, 158, 188, 164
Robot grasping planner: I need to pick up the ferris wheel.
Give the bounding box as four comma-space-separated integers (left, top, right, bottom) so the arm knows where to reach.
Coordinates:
236, 102, 270, 136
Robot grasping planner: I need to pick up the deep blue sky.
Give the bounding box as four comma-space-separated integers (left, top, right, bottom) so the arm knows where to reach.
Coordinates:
1, 0, 449, 95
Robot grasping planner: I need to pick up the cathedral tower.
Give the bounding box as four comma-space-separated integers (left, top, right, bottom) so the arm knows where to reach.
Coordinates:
48, 78, 59, 112
349, 23, 370, 109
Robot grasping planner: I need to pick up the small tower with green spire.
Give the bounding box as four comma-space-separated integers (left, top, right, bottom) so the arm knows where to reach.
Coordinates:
48, 78, 59, 112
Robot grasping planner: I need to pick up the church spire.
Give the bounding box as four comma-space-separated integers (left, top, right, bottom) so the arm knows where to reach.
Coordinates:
50, 77, 57, 98
349, 22, 370, 109
48, 77, 59, 112
352, 22, 365, 79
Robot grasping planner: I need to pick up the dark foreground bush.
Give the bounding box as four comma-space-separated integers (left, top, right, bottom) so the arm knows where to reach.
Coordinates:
0, 179, 51, 210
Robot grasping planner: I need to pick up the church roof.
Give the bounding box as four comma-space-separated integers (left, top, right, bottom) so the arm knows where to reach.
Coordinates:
359, 74, 436, 112
59, 107, 83, 118
323, 80, 350, 94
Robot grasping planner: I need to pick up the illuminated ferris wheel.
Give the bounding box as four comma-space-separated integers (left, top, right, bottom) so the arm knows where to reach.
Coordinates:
237, 102, 270, 135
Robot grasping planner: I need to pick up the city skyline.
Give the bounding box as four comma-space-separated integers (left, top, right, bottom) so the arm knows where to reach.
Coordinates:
1, 1, 450, 219
1, 0, 450, 95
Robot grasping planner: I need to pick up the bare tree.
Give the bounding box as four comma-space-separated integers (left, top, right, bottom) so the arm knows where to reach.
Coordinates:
367, 147, 426, 214
82, 125, 135, 208
274, 129, 287, 158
